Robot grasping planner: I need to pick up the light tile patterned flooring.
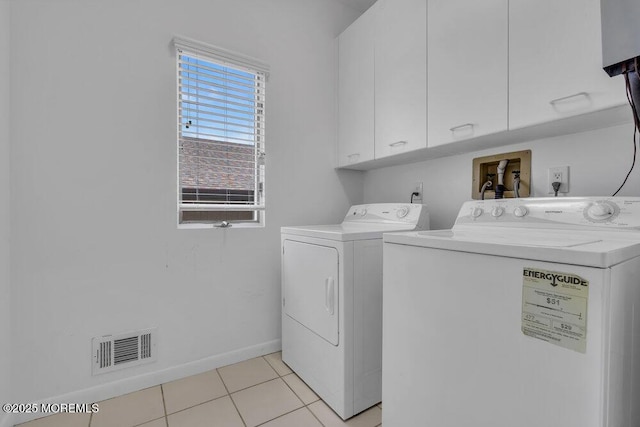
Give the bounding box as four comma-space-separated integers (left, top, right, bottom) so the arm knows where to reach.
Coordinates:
17, 352, 382, 427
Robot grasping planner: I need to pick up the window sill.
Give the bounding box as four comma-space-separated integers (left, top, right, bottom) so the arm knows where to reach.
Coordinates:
177, 222, 264, 230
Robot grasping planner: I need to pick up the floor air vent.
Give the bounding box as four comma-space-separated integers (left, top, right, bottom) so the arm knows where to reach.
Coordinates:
92, 328, 157, 375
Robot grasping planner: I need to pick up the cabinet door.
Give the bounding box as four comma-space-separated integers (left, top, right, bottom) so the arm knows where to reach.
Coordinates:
427, 0, 508, 148
509, 0, 627, 130
374, 0, 427, 159
338, 5, 375, 167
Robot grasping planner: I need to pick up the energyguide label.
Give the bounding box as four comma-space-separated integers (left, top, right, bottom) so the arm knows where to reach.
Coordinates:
521, 267, 588, 353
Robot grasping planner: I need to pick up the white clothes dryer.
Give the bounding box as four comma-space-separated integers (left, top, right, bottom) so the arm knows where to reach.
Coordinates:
383, 197, 640, 427
281, 203, 429, 419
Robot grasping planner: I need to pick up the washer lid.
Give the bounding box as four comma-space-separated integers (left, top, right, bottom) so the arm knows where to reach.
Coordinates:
383, 228, 640, 268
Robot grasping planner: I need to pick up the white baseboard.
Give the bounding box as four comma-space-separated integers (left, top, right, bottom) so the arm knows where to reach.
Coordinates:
0, 413, 14, 427
14, 339, 281, 425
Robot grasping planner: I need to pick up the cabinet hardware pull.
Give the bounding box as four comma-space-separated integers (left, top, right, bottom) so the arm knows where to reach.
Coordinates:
347, 153, 360, 164
450, 123, 474, 132
549, 92, 589, 105
389, 140, 408, 147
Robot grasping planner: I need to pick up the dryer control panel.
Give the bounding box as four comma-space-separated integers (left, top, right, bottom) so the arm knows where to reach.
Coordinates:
344, 203, 429, 230
455, 197, 640, 231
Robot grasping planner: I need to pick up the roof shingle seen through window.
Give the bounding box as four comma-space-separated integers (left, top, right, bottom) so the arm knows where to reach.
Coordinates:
180, 136, 255, 191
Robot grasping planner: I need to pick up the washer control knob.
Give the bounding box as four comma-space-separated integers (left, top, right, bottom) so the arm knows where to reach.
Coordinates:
470, 207, 484, 218
586, 202, 615, 221
396, 206, 410, 218
513, 206, 529, 218
491, 206, 505, 218
355, 208, 367, 216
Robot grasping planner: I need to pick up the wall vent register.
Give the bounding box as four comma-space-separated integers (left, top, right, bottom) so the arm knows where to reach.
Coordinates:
92, 328, 157, 375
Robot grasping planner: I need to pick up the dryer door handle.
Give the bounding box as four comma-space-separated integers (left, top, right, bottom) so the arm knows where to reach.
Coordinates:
325, 277, 335, 315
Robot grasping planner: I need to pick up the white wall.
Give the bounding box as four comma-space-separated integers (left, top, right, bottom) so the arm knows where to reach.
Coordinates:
9, 0, 362, 405
0, 0, 11, 426
364, 123, 638, 230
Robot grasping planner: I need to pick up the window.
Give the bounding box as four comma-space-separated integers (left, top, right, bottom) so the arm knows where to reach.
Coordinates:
174, 37, 268, 227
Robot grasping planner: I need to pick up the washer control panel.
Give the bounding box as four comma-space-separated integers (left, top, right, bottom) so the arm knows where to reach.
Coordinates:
456, 197, 640, 230
344, 203, 430, 229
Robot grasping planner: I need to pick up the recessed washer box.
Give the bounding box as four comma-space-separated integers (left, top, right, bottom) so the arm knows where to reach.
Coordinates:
472, 149, 531, 199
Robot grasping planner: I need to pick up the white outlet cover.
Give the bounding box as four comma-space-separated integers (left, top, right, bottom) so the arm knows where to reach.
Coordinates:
548, 166, 569, 194
412, 182, 423, 202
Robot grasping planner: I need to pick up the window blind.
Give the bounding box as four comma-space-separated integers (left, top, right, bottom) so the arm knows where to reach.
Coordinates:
174, 37, 267, 224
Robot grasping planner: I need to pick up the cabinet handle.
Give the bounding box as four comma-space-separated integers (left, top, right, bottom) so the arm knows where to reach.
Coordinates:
450, 123, 474, 132
549, 92, 590, 105
346, 153, 360, 164
389, 140, 408, 147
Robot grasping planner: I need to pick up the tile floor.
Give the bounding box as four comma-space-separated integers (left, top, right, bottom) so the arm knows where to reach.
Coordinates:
16, 352, 382, 427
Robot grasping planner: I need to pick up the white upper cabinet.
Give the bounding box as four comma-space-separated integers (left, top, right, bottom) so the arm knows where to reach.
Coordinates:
509, 0, 627, 130
374, 0, 427, 159
427, 0, 508, 148
338, 4, 376, 167
337, 0, 630, 169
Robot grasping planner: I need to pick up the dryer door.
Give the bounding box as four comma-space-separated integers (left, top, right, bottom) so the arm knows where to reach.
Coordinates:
283, 240, 339, 346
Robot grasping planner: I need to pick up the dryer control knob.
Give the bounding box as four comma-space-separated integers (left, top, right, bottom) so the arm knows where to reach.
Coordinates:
396, 206, 410, 218
585, 202, 615, 221
513, 206, 529, 218
355, 208, 367, 216
470, 207, 484, 218
491, 206, 504, 218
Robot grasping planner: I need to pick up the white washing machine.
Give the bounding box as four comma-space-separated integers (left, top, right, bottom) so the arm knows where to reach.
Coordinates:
383, 197, 640, 427
281, 203, 429, 419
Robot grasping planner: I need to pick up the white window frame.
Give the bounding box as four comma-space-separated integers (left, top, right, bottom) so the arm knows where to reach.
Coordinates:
174, 36, 269, 229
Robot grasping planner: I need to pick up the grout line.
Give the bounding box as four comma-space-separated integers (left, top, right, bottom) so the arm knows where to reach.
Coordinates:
224, 376, 280, 395
162, 394, 228, 418
218, 357, 278, 393
160, 384, 168, 418
132, 415, 167, 427
305, 402, 326, 427
228, 375, 305, 427
262, 354, 292, 378
282, 373, 320, 405
261, 356, 283, 378
280, 376, 305, 407
217, 368, 247, 427
281, 372, 325, 426
253, 406, 306, 427
159, 384, 169, 427
261, 355, 281, 377
161, 376, 284, 419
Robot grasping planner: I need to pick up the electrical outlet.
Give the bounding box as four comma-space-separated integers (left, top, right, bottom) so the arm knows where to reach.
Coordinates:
412, 182, 423, 203
548, 166, 569, 194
